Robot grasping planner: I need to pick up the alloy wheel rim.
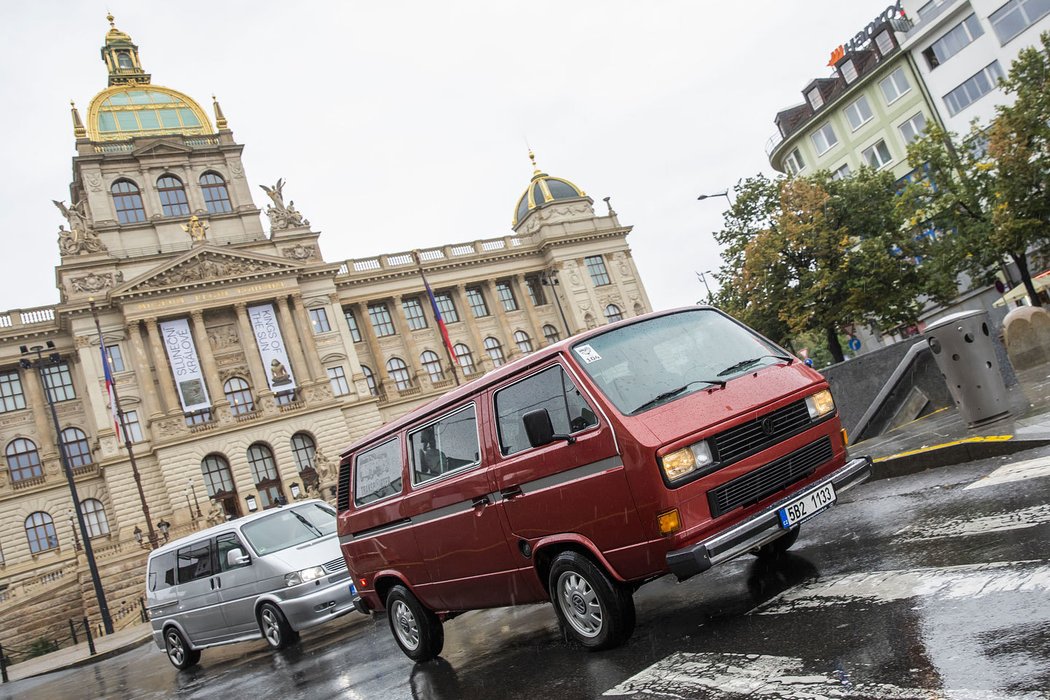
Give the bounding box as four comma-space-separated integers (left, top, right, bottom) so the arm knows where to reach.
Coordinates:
557, 571, 603, 638
391, 600, 420, 650
167, 632, 184, 664
262, 608, 281, 646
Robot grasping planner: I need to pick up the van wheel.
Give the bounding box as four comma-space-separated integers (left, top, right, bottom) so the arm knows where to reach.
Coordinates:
549, 551, 634, 650
258, 602, 300, 650
164, 627, 201, 670
387, 585, 444, 662
754, 526, 800, 558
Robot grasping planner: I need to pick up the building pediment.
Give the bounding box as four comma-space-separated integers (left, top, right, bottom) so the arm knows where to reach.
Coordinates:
131, 138, 194, 158
112, 246, 301, 297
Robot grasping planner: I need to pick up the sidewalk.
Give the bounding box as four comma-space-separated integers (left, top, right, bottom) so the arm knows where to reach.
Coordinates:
4, 622, 153, 683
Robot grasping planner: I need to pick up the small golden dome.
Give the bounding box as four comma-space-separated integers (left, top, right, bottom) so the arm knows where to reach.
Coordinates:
512, 152, 586, 227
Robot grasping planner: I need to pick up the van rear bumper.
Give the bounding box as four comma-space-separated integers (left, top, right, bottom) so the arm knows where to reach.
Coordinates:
665, 455, 872, 581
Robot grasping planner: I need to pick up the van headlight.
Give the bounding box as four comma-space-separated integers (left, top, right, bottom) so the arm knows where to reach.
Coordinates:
285, 566, 327, 587
805, 389, 835, 419
660, 440, 714, 482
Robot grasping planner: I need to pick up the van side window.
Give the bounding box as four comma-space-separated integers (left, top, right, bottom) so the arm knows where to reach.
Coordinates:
354, 437, 403, 506
176, 540, 214, 583
148, 551, 177, 591
495, 365, 598, 456
216, 532, 249, 571
410, 405, 480, 485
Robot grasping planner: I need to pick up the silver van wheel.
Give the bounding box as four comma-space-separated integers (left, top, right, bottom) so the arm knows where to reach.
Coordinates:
391, 599, 420, 650
258, 602, 299, 650
261, 606, 282, 646
166, 630, 185, 665
556, 571, 603, 638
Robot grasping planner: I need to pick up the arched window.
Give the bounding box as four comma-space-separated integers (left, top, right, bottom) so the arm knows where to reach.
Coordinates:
361, 365, 379, 396
513, 331, 533, 354
454, 343, 476, 376
291, 433, 316, 472
82, 498, 110, 538
200, 172, 232, 214
386, 357, 412, 390
117, 51, 133, 69
25, 512, 58, 554
223, 377, 254, 416
543, 324, 560, 345
111, 179, 146, 224
604, 304, 624, 323
201, 454, 235, 497
6, 438, 43, 483
247, 443, 284, 508
157, 175, 190, 217
420, 351, 444, 383
60, 428, 93, 468
484, 337, 505, 367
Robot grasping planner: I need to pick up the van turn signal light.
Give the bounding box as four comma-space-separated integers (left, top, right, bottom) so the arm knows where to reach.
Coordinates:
657, 509, 681, 535
841, 428, 849, 446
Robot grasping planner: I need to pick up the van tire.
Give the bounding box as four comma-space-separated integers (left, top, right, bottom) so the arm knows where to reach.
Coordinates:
258, 602, 300, 650
163, 626, 201, 670
387, 585, 444, 662
548, 551, 634, 650
754, 526, 800, 559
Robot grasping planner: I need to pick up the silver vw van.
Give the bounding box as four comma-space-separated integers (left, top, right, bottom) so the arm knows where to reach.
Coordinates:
145, 500, 357, 669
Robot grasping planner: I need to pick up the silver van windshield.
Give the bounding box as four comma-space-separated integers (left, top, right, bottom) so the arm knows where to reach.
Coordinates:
241, 503, 336, 555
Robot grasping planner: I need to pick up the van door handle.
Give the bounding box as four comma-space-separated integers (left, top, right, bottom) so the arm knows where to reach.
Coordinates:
471, 495, 490, 509
501, 485, 523, 500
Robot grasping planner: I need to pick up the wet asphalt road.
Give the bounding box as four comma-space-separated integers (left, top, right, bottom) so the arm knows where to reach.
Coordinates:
6, 446, 1050, 700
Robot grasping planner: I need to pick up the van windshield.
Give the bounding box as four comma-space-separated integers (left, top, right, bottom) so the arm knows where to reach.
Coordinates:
240, 503, 337, 556
570, 309, 789, 415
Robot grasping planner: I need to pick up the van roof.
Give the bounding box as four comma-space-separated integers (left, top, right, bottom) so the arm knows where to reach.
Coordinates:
340, 306, 703, 459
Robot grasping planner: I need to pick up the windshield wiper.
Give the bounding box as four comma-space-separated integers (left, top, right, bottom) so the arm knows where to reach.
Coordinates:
291, 510, 324, 538
716, 353, 794, 377
630, 378, 726, 414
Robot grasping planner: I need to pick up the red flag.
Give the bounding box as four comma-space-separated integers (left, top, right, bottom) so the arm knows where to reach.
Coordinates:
423, 276, 458, 365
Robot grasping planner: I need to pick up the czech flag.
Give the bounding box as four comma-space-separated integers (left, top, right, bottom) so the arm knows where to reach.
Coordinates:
100, 345, 122, 436
423, 276, 458, 366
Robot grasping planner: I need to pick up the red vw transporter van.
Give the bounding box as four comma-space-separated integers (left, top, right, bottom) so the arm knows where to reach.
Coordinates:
336, 307, 871, 662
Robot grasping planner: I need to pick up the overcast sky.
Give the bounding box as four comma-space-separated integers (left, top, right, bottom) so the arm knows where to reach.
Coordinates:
0, 1, 873, 312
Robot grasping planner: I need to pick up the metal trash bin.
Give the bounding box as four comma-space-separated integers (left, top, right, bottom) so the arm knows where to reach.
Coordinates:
923, 309, 1010, 427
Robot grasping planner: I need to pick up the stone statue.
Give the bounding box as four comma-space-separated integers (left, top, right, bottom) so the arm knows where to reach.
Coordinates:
54, 199, 107, 256
259, 179, 310, 230
270, 358, 292, 386
205, 501, 225, 526
181, 215, 209, 243
314, 450, 335, 485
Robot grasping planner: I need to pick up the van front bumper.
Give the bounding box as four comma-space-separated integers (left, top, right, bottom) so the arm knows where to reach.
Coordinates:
665, 455, 872, 580
279, 574, 359, 631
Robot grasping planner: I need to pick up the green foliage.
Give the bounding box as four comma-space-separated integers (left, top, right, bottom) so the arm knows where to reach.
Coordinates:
26, 637, 60, 659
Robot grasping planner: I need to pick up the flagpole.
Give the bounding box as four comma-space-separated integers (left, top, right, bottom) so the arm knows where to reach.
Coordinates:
89, 299, 159, 549
413, 251, 460, 387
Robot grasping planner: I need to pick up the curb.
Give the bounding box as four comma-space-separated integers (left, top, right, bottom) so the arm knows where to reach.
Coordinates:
868, 436, 1050, 481
8, 633, 153, 682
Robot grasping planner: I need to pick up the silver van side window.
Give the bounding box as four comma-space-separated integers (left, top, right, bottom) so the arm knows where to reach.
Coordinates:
409, 404, 480, 485
176, 540, 214, 583
148, 551, 177, 591
354, 438, 403, 507
216, 533, 249, 571
495, 365, 598, 456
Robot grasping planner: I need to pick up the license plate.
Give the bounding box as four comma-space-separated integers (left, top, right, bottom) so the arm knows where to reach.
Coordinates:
778, 483, 836, 528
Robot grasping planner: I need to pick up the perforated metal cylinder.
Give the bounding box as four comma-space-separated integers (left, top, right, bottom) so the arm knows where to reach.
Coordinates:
923, 310, 1009, 426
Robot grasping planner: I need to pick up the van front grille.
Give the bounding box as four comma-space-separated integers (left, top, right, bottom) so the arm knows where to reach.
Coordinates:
707, 436, 833, 518
710, 399, 814, 466
336, 461, 352, 512
323, 557, 347, 574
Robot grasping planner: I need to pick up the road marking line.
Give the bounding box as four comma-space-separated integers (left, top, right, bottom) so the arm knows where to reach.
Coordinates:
895, 504, 1050, 542
873, 435, 1013, 463
965, 454, 1050, 490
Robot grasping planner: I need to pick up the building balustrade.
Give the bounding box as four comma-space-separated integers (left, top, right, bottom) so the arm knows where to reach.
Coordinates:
10, 474, 47, 491
0, 305, 58, 329
337, 235, 529, 279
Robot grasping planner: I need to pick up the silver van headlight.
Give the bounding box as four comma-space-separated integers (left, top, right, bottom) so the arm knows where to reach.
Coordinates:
285, 566, 326, 587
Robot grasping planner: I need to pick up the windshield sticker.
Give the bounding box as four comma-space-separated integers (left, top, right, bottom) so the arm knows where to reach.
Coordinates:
574, 345, 602, 364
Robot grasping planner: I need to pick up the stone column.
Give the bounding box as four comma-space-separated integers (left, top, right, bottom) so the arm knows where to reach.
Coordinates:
234, 302, 272, 397
329, 293, 365, 397
126, 320, 161, 418
189, 310, 224, 406
484, 280, 514, 357
355, 302, 386, 397
389, 295, 423, 386
451, 285, 487, 370
291, 294, 326, 381
21, 366, 58, 458
75, 336, 114, 437
145, 318, 179, 412
513, 274, 545, 345
276, 297, 310, 383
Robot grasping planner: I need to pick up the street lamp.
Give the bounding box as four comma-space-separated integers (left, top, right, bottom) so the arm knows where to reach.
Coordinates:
20, 342, 113, 634
187, 478, 202, 518
156, 519, 171, 542
696, 270, 714, 303
541, 270, 572, 338
697, 189, 732, 203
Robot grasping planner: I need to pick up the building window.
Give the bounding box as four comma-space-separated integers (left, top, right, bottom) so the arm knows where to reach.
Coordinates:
185, 410, 212, 426
513, 331, 533, 354
106, 345, 125, 372
605, 304, 624, 323
402, 298, 427, 330
879, 67, 912, 105
944, 62, 1005, 116
526, 276, 546, 305
466, 287, 489, 317
6, 438, 43, 483
0, 370, 26, 413
862, 140, 893, 169
111, 179, 146, 224
585, 256, 611, 286
923, 13, 984, 69
60, 427, 93, 468
368, 303, 396, 337
247, 443, 283, 508
386, 357, 412, 390
840, 59, 858, 83
82, 499, 110, 538
543, 324, 560, 345
121, 409, 144, 442
454, 343, 476, 376
291, 432, 316, 472
899, 112, 928, 145
844, 95, 874, 131
420, 351, 445, 383
25, 512, 58, 554
875, 30, 895, 55
327, 366, 351, 396
343, 308, 362, 342
832, 164, 852, 180
361, 365, 379, 396
484, 337, 505, 367
42, 363, 76, 402
990, 0, 1050, 44
223, 377, 255, 415
434, 293, 459, 323
810, 123, 838, 155
918, 0, 947, 19
784, 148, 806, 175
806, 87, 824, 110
157, 175, 191, 217
496, 282, 518, 311
200, 172, 232, 214
308, 307, 331, 334
201, 454, 235, 496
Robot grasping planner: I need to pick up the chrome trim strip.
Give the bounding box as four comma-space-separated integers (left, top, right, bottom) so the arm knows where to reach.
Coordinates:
511, 456, 622, 497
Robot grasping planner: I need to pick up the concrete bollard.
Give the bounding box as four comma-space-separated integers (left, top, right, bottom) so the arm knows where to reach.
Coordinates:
924, 310, 1010, 426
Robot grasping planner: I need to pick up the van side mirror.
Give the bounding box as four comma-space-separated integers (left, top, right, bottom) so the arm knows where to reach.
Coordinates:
523, 409, 576, 448
227, 547, 251, 568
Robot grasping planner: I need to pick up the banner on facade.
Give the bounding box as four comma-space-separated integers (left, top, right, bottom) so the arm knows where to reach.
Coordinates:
247, 303, 297, 393
159, 318, 212, 413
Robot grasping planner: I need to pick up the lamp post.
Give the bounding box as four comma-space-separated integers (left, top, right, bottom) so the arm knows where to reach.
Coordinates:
20, 342, 113, 634
187, 478, 202, 518
541, 270, 571, 338
68, 510, 81, 551
696, 270, 714, 303
696, 189, 732, 203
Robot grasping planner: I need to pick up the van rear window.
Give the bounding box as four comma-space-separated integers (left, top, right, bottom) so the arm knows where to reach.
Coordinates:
354, 437, 403, 506
148, 551, 177, 591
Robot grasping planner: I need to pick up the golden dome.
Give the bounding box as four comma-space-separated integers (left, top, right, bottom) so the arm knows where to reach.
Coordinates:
86, 85, 214, 141
512, 151, 586, 227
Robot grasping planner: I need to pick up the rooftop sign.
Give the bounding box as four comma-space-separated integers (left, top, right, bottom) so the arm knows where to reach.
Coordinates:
827, 0, 907, 66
